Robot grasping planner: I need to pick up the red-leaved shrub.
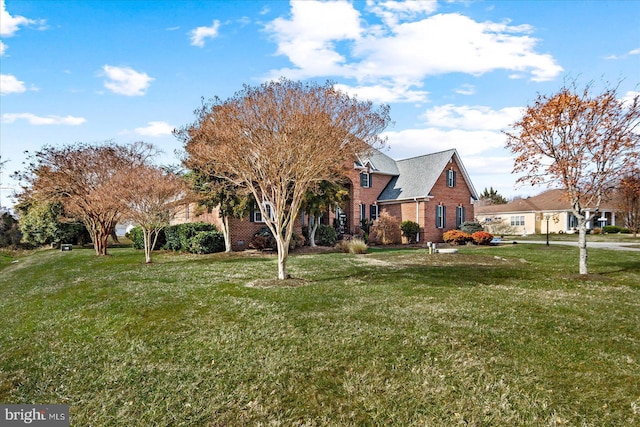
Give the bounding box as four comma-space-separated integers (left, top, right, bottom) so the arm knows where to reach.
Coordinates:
472, 231, 494, 245
442, 230, 472, 245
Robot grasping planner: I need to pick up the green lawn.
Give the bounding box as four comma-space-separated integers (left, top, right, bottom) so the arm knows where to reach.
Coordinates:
1, 244, 639, 426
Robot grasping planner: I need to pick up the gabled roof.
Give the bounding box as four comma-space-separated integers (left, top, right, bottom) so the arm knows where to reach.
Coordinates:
355, 149, 399, 176
377, 149, 478, 202
475, 188, 619, 214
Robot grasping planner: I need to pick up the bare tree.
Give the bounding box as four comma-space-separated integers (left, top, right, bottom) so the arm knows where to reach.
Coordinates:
177, 79, 390, 279
15, 142, 155, 256
117, 165, 187, 263
505, 82, 639, 274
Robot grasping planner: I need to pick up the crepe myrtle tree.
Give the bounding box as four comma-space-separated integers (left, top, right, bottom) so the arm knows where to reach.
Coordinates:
116, 165, 188, 263
505, 81, 639, 274
617, 168, 640, 237
14, 141, 156, 256
177, 79, 391, 279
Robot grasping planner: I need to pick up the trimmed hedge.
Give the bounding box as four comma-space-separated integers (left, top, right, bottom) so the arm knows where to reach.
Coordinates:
459, 221, 484, 234
400, 220, 420, 244
317, 224, 337, 246
442, 229, 472, 245
161, 222, 224, 254
472, 231, 494, 245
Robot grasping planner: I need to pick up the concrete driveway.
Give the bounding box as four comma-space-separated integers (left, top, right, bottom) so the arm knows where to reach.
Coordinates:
511, 240, 640, 252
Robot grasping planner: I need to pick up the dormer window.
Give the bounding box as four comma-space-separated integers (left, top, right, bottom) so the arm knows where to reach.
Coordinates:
360, 172, 371, 188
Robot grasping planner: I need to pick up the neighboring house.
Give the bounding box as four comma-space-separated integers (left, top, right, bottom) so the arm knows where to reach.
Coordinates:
172, 148, 479, 248
475, 189, 622, 235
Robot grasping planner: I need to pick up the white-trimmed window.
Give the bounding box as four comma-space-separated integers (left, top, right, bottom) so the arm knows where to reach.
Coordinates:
456, 205, 465, 228
510, 215, 525, 226
253, 202, 274, 223
360, 172, 371, 188
436, 204, 446, 229
359, 204, 366, 221
370, 204, 379, 221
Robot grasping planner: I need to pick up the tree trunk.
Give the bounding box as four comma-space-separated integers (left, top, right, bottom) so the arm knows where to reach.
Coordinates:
222, 216, 232, 253
309, 216, 318, 247
143, 228, 153, 263
92, 228, 109, 256
274, 234, 291, 280
578, 222, 589, 275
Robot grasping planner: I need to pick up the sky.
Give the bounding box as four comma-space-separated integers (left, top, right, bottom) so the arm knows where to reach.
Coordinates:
1, 0, 639, 211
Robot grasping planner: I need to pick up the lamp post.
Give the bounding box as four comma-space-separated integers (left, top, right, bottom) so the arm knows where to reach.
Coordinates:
545, 214, 550, 246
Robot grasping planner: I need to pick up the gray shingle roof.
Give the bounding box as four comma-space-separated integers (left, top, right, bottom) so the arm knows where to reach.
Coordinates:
355, 149, 399, 175
378, 149, 458, 201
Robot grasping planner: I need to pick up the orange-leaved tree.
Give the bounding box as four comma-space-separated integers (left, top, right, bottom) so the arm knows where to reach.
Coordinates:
177, 79, 391, 279
116, 165, 188, 263
617, 168, 640, 237
505, 82, 639, 274
15, 141, 156, 256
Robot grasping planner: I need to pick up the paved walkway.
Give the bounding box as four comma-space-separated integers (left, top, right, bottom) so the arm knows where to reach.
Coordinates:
510, 240, 640, 252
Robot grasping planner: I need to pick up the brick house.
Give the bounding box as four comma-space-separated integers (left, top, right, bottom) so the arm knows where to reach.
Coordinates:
172, 148, 478, 248
343, 148, 478, 243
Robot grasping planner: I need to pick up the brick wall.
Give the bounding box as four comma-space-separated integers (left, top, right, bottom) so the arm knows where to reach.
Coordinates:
171, 202, 302, 251
345, 166, 393, 234
423, 157, 475, 242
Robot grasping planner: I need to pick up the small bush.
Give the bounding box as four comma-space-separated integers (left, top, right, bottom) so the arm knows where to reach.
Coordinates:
620, 228, 631, 234
370, 212, 402, 245
442, 229, 472, 245
348, 238, 368, 254
188, 230, 224, 254
400, 220, 420, 244
472, 231, 494, 245
164, 222, 217, 251
592, 228, 601, 235
290, 233, 306, 250
459, 221, 484, 234
250, 226, 276, 250
602, 225, 621, 234
317, 224, 337, 246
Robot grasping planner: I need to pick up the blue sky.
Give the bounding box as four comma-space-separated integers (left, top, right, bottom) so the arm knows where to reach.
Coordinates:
1, 0, 639, 210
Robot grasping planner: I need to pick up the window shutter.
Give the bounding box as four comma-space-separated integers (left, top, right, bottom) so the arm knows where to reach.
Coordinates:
443, 205, 446, 228
249, 203, 255, 222
360, 172, 367, 187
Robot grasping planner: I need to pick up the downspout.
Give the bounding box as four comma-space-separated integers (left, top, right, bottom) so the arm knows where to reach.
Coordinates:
414, 197, 420, 243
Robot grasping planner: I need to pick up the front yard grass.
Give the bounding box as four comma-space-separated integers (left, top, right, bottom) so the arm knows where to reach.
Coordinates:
1, 244, 639, 425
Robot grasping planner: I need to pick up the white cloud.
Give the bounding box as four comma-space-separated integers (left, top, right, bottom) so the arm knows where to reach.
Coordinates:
265, 3, 563, 93
621, 91, 640, 108
454, 84, 475, 95
422, 104, 523, 131
0, 40, 6, 56
605, 47, 640, 60
0, 74, 25, 95
266, 1, 362, 78
383, 127, 506, 158
134, 121, 174, 136
1, 113, 86, 125
366, 0, 438, 27
0, 0, 41, 36
101, 65, 153, 96
334, 81, 428, 103
190, 20, 221, 47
